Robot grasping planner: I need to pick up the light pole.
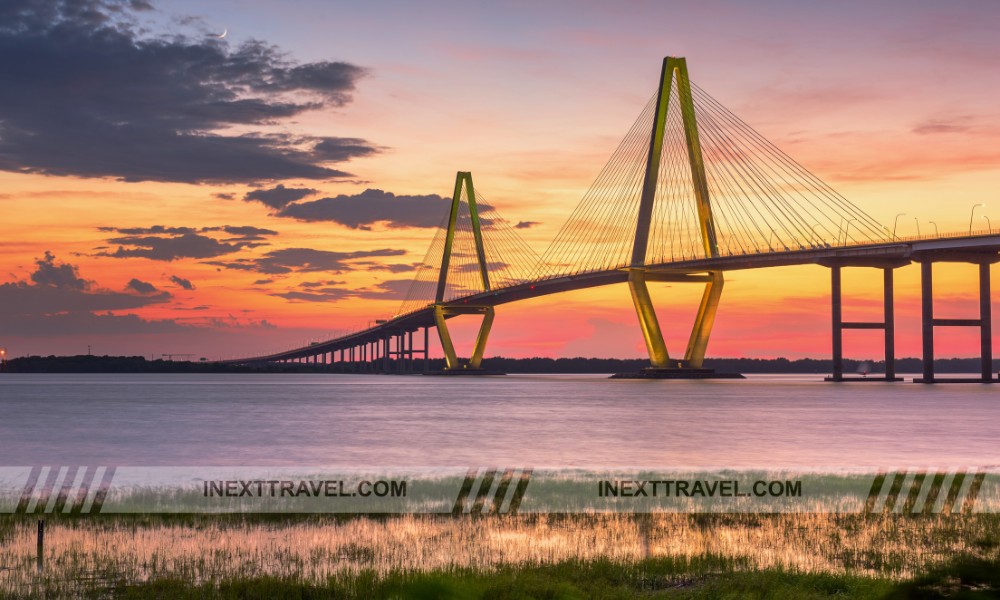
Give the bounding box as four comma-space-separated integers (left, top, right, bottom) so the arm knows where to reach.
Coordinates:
843, 218, 858, 245
984, 215, 992, 234
811, 224, 824, 247
970, 203, 985, 234
929, 221, 939, 236
893, 213, 906, 240
914, 217, 920, 237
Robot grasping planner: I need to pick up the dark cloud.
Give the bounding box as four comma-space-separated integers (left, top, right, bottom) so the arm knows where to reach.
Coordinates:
0, 252, 170, 317
99, 225, 197, 235
169, 275, 195, 290
216, 225, 278, 242
30, 251, 89, 290
276, 189, 451, 229
0, 0, 379, 184
299, 280, 346, 288
125, 278, 158, 294
204, 315, 276, 330
244, 184, 318, 209
213, 192, 236, 201
252, 279, 274, 285
96, 225, 277, 261
0, 312, 188, 337
311, 137, 381, 162
360, 262, 422, 273
361, 279, 413, 300
515, 221, 541, 229
101, 233, 256, 261
207, 247, 406, 275
0, 282, 169, 316
272, 288, 354, 302
912, 116, 975, 135
272, 279, 411, 303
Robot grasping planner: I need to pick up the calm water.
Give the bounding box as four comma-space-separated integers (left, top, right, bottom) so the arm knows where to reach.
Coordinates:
0, 373, 998, 468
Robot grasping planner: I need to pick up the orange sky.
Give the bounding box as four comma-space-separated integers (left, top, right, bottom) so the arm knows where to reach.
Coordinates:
2, 0, 999, 361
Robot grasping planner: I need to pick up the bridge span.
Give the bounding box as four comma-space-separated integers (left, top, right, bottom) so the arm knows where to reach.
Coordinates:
223, 57, 1000, 383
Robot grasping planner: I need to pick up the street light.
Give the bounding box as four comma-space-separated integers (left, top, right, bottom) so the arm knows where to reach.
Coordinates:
928, 221, 939, 236
970, 203, 985, 234
893, 213, 906, 240
984, 215, 992, 234
811, 224, 825, 247
843, 218, 859, 245
914, 217, 920, 237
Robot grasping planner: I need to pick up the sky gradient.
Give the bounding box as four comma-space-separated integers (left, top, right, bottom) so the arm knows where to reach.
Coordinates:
2, 0, 999, 361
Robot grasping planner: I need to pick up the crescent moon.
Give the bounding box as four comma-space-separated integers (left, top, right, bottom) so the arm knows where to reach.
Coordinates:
217, 28, 228, 39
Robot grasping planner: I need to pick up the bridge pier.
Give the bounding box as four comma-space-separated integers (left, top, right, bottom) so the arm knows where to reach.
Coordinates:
427, 305, 502, 374
914, 257, 997, 383
407, 331, 414, 372
822, 260, 906, 382
612, 270, 742, 379
423, 327, 430, 372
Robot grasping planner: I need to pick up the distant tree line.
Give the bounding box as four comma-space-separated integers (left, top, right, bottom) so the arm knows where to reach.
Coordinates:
2, 354, 997, 374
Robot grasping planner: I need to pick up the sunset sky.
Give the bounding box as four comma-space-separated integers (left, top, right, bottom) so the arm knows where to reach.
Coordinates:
2, 0, 1000, 361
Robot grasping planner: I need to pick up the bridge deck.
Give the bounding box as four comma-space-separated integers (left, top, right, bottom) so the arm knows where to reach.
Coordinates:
224, 233, 1000, 364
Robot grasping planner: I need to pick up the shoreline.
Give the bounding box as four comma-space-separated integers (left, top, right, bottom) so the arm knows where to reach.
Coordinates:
3, 354, 998, 375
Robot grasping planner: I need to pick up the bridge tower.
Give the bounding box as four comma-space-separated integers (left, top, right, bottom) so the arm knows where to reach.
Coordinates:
627, 56, 724, 372
433, 171, 495, 371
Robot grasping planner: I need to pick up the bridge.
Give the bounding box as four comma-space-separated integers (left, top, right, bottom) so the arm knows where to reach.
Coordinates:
225, 57, 1000, 383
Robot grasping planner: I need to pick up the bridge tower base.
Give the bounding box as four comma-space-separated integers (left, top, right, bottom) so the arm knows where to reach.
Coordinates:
612, 270, 742, 379
426, 305, 505, 375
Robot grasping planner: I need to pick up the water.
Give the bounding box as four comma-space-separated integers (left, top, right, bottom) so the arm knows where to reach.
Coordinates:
0, 373, 998, 468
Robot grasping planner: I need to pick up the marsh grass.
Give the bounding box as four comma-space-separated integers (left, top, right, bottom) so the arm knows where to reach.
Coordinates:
0, 513, 997, 598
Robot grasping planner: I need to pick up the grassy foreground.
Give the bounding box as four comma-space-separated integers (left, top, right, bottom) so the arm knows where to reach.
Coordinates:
2, 514, 999, 598
11, 555, 1000, 599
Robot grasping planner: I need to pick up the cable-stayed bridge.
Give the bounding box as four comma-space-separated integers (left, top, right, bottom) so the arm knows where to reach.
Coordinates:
225, 57, 1000, 383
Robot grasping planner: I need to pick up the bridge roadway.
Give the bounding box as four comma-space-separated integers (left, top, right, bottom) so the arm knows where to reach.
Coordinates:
224, 232, 1000, 366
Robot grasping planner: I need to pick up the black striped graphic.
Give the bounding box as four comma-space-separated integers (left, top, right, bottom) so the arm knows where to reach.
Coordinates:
14, 466, 117, 514
452, 467, 532, 515
864, 469, 984, 514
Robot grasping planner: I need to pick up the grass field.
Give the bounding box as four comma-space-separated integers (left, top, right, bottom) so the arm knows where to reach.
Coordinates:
0, 513, 998, 598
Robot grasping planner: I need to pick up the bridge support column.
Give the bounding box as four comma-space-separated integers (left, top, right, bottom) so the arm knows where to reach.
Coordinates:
423, 327, 430, 372
408, 331, 414, 372
685, 271, 724, 368
915, 258, 997, 383
822, 260, 904, 382
831, 266, 843, 379
625, 269, 724, 371
884, 268, 896, 381
628, 269, 669, 368
432, 305, 495, 371
980, 262, 993, 381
